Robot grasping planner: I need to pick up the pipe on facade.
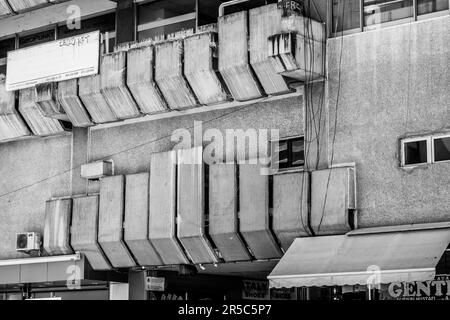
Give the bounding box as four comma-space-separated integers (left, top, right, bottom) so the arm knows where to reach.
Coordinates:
218, 0, 250, 17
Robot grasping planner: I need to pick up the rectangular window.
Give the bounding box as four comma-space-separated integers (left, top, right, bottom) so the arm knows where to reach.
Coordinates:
403, 139, 429, 165
418, 0, 449, 15
0, 37, 15, 77
271, 137, 305, 171
433, 136, 450, 162
137, 0, 197, 41
332, 0, 361, 33
364, 0, 414, 27
19, 28, 55, 49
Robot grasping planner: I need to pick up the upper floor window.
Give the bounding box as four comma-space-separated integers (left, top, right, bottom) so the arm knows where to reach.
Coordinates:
271, 136, 305, 171
364, 0, 414, 27
0, 37, 15, 77
137, 0, 197, 41
19, 28, 55, 49
418, 0, 449, 15
401, 134, 450, 166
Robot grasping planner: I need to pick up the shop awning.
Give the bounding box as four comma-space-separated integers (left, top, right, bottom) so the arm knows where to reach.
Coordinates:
268, 222, 450, 288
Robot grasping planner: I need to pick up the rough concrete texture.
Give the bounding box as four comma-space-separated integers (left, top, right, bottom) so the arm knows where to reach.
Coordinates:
0, 134, 72, 258
327, 16, 450, 227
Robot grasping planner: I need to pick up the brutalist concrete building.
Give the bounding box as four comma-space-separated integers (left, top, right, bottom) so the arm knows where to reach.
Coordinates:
0, 0, 449, 301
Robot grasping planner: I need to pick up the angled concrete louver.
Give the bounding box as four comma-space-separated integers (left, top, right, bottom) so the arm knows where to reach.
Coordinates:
79, 74, 118, 124
273, 171, 311, 251
124, 173, 162, 266
0, 80, 30, 142
239, 162, 283, 260
7, 0, 48, 13
18, 88, 65, 136
218, 11, 264, 101
127, 45, 168, 114
249, 4, 291, 96
184, 29, 231, 106
0, 0, 13, 16
57, 79, 93, 127
155, 40, 198, 110
209, 162, 251, 262
177, 147, 219, 264
310, 167, 357, 236
35, 82, 69, 121
100, 51, 141, 120
71, 195, 112, 271
44, 199, 73, 256
149, 150, 190, 265
99, 175, 137, 268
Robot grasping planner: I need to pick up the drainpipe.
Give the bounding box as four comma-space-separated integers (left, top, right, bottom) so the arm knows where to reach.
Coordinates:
219, 0, 250, 17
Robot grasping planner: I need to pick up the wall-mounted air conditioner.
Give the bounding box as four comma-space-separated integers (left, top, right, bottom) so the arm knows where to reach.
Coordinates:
16, 232, 41, 252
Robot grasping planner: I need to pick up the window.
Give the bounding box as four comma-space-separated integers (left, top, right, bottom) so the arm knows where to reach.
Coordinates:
0, 37, 15, 77
137, 0, 197, 41
19, 28, 55, 48
364, 0, 414, 27
401, 134, 450, 166
271, 137, 305, 170
402, 138, 429, 166
418, 0, 449, 15
433, 136, 450, 162
332, 0, 361, 33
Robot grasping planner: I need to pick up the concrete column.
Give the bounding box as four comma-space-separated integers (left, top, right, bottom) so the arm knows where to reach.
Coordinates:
71, 127, 89, 196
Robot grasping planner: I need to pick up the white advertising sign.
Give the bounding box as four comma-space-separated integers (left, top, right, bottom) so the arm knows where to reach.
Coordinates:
6, 31, 100, 91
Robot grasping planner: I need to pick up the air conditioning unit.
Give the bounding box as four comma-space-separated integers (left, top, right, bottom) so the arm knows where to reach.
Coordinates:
16, 232, 41, 252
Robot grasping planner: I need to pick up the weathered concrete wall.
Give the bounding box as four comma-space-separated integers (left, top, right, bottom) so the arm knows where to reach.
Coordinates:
327, 16, 450, 227
0, 134, 72, 258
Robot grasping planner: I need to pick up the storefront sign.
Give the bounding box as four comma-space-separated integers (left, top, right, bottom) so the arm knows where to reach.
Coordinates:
270, 287, 297, 300
381, 275, 450, 300
145, 277, 166, 292
242, 280, 269, 300
6, 31, 100, 91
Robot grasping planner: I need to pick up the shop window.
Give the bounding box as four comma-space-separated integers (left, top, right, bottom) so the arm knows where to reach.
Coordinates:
418, 0, 449, 15
271, 136, 305, 171
364, 0, 414, 27
402, 137, 429, 166
332, 0, 361, 33
19, 28, 55, 49
433, 136, 450, 162
137, 0, 196, 41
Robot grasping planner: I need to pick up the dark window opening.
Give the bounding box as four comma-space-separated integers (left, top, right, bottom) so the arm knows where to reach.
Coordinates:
418, 0, 449, 15
332, 0, 361, 33
434, 137, 450, 162
403, 139, 428, 165
137, 0, 196, 41
19, 29, 55, 49
364, 0, 414, 27
271, 137, 305, 170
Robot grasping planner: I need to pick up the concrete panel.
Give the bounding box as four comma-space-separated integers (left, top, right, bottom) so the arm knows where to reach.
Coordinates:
99, 175, 136, 268
18, 88, 65, 136
149, 151, 190, 265
58, 79, 93, 127
239, 163, 282, 259
209, 163, 251, 262
155, 40, 198, 110
0, 266, 20, 284
44, 199, 73, 255
184, 31, 230, 105
20, 263, 47, 283
127, 45, 168, 114
124, 173, 162, 266
273, 171, 311, 251
79, 74, 118, 124
71, 196, 111, 270
310, 167, 356, 236
249, 4, 290, 95
100, 51, 141, 120
0, 80, 30, 142
47, 259, 85, 283
8, 0, 48, 13
177, 147, 218, 263
0, 1, 12, 16
35, 82, 69, 121
218, 11, 264, 101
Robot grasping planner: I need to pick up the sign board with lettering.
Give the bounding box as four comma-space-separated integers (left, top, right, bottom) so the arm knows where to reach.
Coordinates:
146, 277, 166, 292
242, 280, 270, 300
380, 275, 450, 300
6, 31, 100, 91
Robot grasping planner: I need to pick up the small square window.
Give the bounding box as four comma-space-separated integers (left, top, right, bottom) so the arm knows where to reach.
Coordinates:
434, 136, 450, 162
271, 137, 305, 171
403, 139, 428, 166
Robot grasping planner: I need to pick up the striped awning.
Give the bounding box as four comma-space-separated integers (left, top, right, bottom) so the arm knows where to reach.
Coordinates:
268, 222, 450, 288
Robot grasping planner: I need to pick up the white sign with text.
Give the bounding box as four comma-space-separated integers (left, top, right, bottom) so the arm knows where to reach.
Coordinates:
6, 31, 100, 91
